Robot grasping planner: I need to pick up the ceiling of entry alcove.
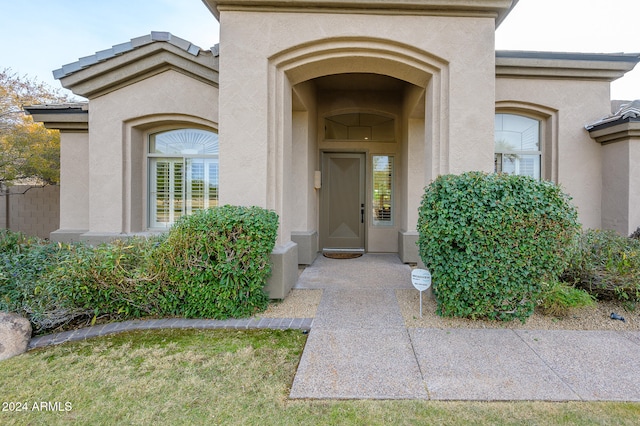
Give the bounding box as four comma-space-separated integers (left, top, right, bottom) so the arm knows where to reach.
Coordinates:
292, 72, 425, 115
313, 73, 408, 91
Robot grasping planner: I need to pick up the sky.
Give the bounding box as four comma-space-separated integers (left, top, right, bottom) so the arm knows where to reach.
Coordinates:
1, 0, 639, 101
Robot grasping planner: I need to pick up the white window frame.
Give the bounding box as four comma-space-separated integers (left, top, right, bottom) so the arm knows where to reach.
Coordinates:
495, 113, 542, 180
147, 129, 219, 229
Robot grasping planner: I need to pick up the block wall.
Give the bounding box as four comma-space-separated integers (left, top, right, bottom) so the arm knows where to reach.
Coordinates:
0, 185, 60, 239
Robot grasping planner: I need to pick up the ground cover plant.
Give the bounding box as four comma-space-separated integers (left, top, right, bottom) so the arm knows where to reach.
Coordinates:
562, 229, 640, 309
1, 329, 639, 426
537, 280, 596, 317
418, 172, 580, 322
0, 206, 279, 334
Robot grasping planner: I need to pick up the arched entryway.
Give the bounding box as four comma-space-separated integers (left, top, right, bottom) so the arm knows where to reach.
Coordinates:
267, 38, 449, 260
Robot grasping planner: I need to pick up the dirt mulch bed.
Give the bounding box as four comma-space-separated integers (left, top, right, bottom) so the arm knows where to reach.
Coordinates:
261, 289, 323, 318
397, 289, 639, 331
262, 288, 639, 331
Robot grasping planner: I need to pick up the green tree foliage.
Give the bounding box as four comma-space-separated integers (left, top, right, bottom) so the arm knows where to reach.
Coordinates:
0, 68, 71, 186
417, 172, 580, 322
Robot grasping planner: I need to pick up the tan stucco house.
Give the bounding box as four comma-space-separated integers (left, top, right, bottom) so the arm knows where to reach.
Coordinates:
26, 0, 640, 298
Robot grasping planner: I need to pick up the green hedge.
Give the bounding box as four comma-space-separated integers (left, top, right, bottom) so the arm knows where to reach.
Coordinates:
417, 172, 580, 322
43, 237, 168, 327
0, 205, 279, 334
156, 205, 279, 318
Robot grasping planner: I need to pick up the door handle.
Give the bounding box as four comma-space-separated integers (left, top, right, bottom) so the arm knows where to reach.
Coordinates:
361, 204, 365, 223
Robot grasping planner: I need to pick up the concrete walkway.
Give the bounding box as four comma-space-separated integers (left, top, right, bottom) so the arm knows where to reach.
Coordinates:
290, 254, 640, 401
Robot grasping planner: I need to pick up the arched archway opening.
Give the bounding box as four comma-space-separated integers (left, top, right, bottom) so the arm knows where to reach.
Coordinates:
266, 38, 449, 259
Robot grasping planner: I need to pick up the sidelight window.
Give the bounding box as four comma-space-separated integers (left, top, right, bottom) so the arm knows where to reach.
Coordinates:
372, 155, 393, 226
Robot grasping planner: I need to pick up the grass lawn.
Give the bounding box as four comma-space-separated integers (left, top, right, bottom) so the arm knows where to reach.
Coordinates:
1, 329, 639, 425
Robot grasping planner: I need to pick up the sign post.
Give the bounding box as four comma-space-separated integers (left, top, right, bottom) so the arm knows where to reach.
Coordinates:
411, 269, 432, 318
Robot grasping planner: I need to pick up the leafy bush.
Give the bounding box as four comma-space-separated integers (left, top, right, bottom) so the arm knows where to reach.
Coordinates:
1, 205, 279, 334
154, 205, 278, 319
0, 231, 42, 313
537, 280, 595, 317
41, 237, 170, 329
561, 229, 640, 303
0, 231, 81, 332
0, 228, 29, 253
417, 172, 580, 322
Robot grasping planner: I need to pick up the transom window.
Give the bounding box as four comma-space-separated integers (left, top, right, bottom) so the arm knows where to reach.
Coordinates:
325, 112, 395, 141
495, 114, 541, 180
148, 129, 219, 228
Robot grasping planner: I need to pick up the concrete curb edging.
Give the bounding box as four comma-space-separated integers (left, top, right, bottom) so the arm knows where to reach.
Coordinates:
28, 317, 313, 350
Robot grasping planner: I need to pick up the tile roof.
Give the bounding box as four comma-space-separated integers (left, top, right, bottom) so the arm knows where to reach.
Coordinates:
52, 32, 207, 80
586, 100, 640, 130
24, 102, 88, 112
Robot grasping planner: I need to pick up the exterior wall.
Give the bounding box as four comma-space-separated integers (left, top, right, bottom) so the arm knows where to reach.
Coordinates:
86, 70, 219, 237
496, 77, 612, 229
600, 139, 640, 236
590, 121, 640, 235
601, 141, 630, 234
400, 84, 427, 262
57, 132, 89, 239
631, 141, 640, 235
291, 82, 320, 263
0, 185, 60, 239
219, 11, 497, 251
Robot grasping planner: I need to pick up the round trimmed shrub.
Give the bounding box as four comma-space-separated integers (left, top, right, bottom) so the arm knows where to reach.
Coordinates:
417, 172, 580, 322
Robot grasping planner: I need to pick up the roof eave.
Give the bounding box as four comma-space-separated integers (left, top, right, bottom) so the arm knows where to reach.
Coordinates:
202, 0, 517, 25
587, 119, 640, 145
496, 51, 640, 81
24, 103, 89, 132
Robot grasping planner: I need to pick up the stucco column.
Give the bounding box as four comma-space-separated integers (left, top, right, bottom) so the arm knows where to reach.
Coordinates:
55, 132, 90, 239
218, 21, 269, 209
589, 120, 640, 235
218, 13, 298, 298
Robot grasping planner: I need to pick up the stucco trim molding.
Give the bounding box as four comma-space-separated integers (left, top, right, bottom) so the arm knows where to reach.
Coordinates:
271, 37, 448, 88
203, 0, 517, 26
270, 36, 451, 180
587, 101, 640, 144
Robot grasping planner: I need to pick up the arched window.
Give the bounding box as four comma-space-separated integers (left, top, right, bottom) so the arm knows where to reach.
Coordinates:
148, 129, 219, 228
495, 114, 541, 180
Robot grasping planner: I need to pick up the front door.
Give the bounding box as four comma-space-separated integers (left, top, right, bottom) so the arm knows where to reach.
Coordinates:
320, 152, 365, 250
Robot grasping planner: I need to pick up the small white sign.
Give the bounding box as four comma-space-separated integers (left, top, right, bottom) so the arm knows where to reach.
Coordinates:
411, 269, 432, 291
411, 268, 431, 318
